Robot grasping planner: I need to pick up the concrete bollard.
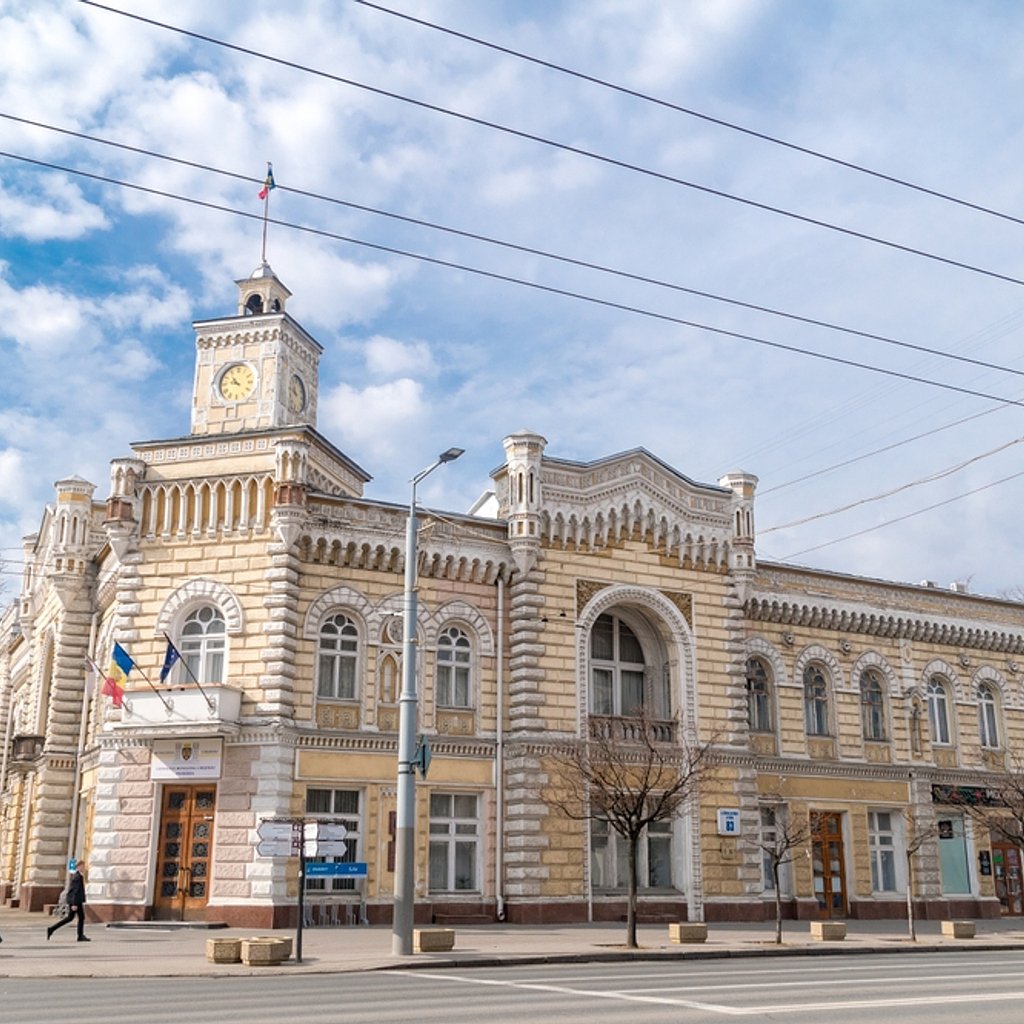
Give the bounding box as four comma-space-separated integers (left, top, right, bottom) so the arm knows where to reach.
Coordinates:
668, 922, 708, 944
413, 928, 456, 952
809, 921, 846, 941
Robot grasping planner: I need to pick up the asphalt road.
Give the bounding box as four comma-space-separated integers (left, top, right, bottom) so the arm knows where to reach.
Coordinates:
4, 949, 1024, 1023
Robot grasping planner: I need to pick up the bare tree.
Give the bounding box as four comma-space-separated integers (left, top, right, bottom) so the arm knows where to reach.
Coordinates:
545, 708, 713, 949
903, 809, 940, 941
747, 801, 812, 944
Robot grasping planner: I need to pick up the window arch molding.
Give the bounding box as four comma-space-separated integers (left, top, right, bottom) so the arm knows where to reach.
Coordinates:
850, 651, 898, 696
971, 665, 1009, 705
793, 644, 844, 690
155, 578, 243, 635
919, 658, 963, 702
576, 584, 696, 735
425, 600, 495, 656
303, 585, 374, 640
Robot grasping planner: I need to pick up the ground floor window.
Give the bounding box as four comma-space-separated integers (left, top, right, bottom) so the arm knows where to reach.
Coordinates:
759, 805, 792, 894
867, 809, 898, 893
590, 818, 674, 890
304, 788, 361, 892
938, 814, 971, 894
429, 793, 480, 892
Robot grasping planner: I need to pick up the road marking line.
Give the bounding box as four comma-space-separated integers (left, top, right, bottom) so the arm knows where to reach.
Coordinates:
740, 990, 1024, 1014
397, 971, 743, 1015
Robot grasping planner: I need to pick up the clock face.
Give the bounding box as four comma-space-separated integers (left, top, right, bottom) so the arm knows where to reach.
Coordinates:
288, 373, 307, 413
219, 363, 256, 401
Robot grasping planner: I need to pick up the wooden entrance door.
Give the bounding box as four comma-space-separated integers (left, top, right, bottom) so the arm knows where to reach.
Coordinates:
811, 812, 847, 918
154, 785, 216, 920
991, 841, 1024, 915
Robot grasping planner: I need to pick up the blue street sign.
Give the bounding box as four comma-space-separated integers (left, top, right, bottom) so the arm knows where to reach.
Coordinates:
305, 861, 368, 878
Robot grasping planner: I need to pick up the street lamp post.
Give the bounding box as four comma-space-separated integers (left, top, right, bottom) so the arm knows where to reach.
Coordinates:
392, 446, 464, 956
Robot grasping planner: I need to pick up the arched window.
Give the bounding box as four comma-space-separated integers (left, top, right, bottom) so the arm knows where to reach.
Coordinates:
978, 683, 999, 749
746, 657, 773, 733
927, 676, 951, 745
803, 664, 829, 736
317, 613, 359, 700
180, 606, 226, 684
860, 670, 886, 741
590, 613, 646, 717
436, 626, 472, 708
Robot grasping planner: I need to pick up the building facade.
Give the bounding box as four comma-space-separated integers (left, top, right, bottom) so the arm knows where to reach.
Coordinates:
2, 264, 1023, 927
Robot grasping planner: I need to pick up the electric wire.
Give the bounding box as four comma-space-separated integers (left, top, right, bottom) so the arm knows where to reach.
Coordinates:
6, 111, 1024, 382
77, 0, 1024, 291
778, 469, 1024, 561
761, 436, 1024, 533
5, 148, 1024, 413
354, 0, 1024, 231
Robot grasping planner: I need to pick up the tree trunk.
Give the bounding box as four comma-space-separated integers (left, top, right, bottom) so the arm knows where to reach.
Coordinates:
626, 836, 639, 948
906, 852, 917, 941
773, 862, 783, 944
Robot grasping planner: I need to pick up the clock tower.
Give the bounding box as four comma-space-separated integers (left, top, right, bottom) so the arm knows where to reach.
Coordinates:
190, 262, 321, 436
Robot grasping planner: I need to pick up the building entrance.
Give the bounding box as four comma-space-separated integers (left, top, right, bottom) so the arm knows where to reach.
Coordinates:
811, 812, 847, 918
153, 784, 216, 920
991, 840, 1024, 915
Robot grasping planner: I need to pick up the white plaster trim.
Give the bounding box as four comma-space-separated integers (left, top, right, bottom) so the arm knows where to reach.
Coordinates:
154, 578, 244, 634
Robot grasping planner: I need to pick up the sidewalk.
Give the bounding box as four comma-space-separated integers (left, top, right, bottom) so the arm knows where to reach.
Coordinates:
2, 907, 1024, 978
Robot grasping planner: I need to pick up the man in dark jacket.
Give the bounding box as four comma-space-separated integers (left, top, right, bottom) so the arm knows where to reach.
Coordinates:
47, 861, 89, 942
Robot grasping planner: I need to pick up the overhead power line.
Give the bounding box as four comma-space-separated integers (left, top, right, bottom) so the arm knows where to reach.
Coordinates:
78, 0, 1024, 291
778, 469, 1024, 561
354, 0, 1024, 230
7, 111, 1024, 382
5, 148, 1024, 414
761, 436, 1024, 533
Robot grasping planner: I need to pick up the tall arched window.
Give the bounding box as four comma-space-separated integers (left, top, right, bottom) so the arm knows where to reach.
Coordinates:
180, 606, 226, 684
746, 657, 773, 733
803, 664, 829, 736
978, 683, 999, 749
317, 613, 359, 700
436, 626, 472, 708
860, 670, 886, 741
590, 613, 646, 716
927, 676, 951, 745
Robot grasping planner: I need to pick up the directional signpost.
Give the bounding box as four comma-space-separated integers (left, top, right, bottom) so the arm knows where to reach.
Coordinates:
256, 817, 355, 963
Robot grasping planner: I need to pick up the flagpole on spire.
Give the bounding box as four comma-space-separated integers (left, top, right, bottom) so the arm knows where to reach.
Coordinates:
258, 161, 276, 263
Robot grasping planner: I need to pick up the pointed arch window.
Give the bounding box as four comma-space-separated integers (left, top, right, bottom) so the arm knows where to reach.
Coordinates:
180, 606, 226, 684
317, 613, 359, 700
978, 683, 1000, 749
436, 626, 472, 708
927, 676, 951, 745
746, 657, 773, 733
803, 664, 830, 736
860, 670, 886, 741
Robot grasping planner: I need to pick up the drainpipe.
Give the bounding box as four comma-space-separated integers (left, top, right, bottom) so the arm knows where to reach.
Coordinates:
495, 575, 506, 921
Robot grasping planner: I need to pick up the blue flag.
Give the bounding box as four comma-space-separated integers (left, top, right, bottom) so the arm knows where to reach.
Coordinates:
159, 639, 181, 684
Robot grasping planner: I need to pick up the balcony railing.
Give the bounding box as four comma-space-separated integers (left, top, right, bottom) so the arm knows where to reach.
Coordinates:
113, 683, 243, 735
588, 715, 677, 744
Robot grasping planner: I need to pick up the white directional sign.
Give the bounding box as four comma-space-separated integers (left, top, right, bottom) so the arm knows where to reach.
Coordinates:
303, 822, 348, 841
257, 820, 301, 857
259, 820, 301, 843
306, 840, 349, 857
258, 839, 299, 858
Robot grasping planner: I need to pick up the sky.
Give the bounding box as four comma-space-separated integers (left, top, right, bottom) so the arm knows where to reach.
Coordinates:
2, 0, 1024, 600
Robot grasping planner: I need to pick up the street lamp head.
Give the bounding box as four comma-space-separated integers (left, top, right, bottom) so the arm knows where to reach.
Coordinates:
439, 447, 464, 464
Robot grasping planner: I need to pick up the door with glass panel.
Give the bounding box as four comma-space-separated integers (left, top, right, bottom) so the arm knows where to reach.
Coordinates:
992, 840, 1024, 915
811, 812, 847, 918
154, 785, 216, 920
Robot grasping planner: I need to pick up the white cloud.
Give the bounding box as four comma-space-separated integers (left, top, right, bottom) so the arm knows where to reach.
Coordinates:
0, 175, 109, 241
364, 335, 436, 379
319, 378, 426, 459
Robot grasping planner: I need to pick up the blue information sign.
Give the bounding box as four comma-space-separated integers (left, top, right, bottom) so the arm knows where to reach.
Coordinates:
305, 861, 368, 878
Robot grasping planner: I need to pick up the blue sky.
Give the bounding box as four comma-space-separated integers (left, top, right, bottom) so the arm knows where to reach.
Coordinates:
3, 0, 1024, 598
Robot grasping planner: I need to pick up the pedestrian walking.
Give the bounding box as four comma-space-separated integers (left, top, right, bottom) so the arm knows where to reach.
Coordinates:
47, 861, 89, 942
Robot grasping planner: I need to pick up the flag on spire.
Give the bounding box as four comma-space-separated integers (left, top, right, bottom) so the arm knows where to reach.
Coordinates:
103, 642, 134, 708
258, 162, 276, 200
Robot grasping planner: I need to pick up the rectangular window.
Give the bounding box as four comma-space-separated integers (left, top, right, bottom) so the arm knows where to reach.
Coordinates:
429, 793, 480, 892
938, 815, 971, 894
760, 805, 778, 892
590, 818, 675, 891
868, 810, 898, 892
304, 788, 361, 892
